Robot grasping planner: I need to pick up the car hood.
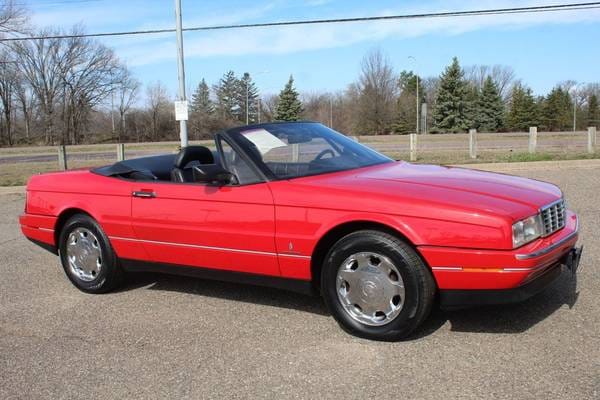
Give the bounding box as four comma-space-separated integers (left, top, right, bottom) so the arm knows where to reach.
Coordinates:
277, 161, 562, 222
358, 162, 561, 210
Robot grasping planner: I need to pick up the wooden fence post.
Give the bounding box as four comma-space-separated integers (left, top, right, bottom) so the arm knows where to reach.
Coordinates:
529, 127, 537, 154
469, 129, 477, 159
58, 145, 67, 170
588, 127, 597, 154
117, 143, 125, 161
409, 133, 417, 162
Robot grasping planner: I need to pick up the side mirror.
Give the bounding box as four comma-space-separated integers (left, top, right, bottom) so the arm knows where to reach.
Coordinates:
193, 164, 238, 185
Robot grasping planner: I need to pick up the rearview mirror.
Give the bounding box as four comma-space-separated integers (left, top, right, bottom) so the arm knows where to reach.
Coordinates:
193, 164, 238, 185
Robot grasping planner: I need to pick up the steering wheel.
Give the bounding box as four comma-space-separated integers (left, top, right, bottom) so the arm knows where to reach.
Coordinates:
315, 149, 335, 161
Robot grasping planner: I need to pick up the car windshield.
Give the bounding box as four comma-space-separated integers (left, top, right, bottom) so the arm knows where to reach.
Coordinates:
227, 122, 392, 179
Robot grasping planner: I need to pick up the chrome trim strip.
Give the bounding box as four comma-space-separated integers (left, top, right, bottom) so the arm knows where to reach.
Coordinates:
431, 266, 463, 271
38, 227, 54, 232
515, 216, 578, 260
503, 267, 539, 272
108, 236, 311, 259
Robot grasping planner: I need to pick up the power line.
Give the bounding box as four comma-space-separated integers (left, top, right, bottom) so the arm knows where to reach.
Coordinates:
1, 1, 600, 42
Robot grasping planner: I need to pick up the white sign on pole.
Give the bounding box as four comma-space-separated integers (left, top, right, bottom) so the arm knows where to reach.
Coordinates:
174, 100, 189, 121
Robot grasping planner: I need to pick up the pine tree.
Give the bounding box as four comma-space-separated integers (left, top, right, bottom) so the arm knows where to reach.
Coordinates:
506, 84, 538, 131
391, 70, 425, 134
475, 76, 505, 132
239, 72, 259, 124
432, 57, 470, 133
542, 86, 572, 131
189, 79, 214, 138
275, 75, 303, 121
464, 83, 480, 130
587, 94, 599, 127
214, 70, 241, 122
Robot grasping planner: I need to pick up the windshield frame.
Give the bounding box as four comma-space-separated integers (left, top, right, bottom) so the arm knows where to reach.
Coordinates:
223, 121, 393, 181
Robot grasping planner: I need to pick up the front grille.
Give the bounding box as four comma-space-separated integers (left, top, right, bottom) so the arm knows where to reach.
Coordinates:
540, 199, 566, 236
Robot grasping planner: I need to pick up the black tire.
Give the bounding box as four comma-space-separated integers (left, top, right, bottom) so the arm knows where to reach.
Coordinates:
321, 230, 435, 341
58, 213, 124, 294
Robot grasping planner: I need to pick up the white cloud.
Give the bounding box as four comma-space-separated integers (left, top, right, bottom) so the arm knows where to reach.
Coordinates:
30, 0, 600, 66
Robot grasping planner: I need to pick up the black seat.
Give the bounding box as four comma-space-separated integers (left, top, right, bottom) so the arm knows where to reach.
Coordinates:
171, 146, 214, 183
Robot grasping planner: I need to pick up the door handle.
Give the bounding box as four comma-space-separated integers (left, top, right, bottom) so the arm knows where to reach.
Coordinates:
132, 191, 156, 198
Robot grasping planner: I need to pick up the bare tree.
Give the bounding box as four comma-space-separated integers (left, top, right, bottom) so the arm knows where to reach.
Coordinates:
14, 69, 35, 140
465, 64, 516, 99
355, 49, 397, 134
146, 81, 170, 141
115, 69, 140, 142
0, 51, 16, 144
0, 0, 28, 37
60, 31, 122, 144
14, 30, 67, 144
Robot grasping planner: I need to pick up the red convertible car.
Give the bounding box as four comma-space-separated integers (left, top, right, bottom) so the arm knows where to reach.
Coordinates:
20, 122, 582, 340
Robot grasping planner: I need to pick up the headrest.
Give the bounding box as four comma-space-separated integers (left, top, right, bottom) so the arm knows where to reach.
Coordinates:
174, 146, 214, 168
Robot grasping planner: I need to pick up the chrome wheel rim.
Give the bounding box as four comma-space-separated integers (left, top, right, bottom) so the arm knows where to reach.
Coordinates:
66, 228, 103, 282
336, 252, 405, 326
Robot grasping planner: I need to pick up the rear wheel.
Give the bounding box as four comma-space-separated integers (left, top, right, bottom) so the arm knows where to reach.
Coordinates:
58, 214, 124, 293
321, 230, 435, 341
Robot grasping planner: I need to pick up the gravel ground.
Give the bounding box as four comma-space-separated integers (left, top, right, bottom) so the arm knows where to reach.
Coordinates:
0, 162, 598, 399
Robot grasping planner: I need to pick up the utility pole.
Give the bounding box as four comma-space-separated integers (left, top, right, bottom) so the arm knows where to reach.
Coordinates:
174, 0, 188, 147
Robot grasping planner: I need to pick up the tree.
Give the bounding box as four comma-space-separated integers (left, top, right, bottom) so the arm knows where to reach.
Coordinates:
391, 70, 424, 134
587, 94, 599, 127
189, 78, 214, 138
214, 70, 241, 124
115, 69, 140, 142
542, 86, 572, 131
464, 64, 515, 99
432, 57, 470, 133
239, 72, 259, 124
13, 30, 64, 144
475, 76, 504, 132
354, 49, 397, 134
506, 84, 538, 131
0, 0, 28, 36
0, 55, 17, 145
146, 81, 170, 141
275, 75, 303, 121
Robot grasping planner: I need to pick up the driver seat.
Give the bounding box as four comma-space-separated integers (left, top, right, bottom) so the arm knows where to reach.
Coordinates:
171, 146, 214, 183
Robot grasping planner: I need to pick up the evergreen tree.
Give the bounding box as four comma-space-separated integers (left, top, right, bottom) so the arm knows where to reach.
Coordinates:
189, 79, 214, 138
475, 76, 505, 132
275, 75, 303, 121
464, 83, 480, 130
391, 70, 425, 134
432, 57, 470, 133
506, 84, 538, 131
542, 86, 572, 131
214, 70, 241, 122
587, 94, 599, 127
239, 72, 259, 124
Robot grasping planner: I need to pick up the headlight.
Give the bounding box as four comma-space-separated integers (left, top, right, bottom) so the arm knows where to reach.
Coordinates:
512, 214, 543, 248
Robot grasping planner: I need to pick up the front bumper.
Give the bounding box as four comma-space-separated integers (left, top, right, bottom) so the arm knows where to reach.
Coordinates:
439, 246, 582, 309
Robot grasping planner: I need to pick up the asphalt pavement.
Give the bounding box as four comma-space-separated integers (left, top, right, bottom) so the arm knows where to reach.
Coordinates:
0, 161, 598, 399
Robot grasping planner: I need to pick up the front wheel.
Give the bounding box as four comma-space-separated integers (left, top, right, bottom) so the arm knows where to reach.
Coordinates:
321, 230, 435, 341
58, 214, 124, 294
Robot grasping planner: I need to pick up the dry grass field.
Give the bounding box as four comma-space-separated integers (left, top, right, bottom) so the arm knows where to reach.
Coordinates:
0, 131, 597, 186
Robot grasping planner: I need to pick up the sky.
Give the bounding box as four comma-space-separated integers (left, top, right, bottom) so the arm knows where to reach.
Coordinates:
27, 0, 600, 97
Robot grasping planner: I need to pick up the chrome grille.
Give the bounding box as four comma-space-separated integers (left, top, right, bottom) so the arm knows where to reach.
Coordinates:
540, 199, 566, 236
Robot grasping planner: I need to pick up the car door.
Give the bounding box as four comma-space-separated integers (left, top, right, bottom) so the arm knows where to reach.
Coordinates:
129, 138, 279, 277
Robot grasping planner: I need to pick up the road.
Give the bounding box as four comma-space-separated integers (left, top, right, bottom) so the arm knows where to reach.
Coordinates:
0, 162, 598, 399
